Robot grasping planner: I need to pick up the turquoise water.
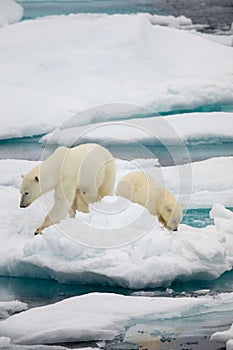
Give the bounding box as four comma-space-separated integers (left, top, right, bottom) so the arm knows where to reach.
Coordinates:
0, 136, 233, 166
182, 208, 214, 228
19, 0, 233, 32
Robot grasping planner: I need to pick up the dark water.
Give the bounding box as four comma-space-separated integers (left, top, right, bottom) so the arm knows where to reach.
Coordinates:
1, 264, 233, 309
20, 0, 233, 32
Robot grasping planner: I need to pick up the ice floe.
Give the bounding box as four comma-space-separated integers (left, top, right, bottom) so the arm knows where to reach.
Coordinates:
42, 111, 233, 146
1, 292, 233, 345
0, 157, 232, 287
0, 13, 233, 139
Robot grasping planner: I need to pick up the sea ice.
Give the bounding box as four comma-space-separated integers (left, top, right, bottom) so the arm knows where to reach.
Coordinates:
42, 111, 233, 146
0, 157, 232, 287
0, 292, 233, 345
0, 13, 233, 139
0, 0, 23, 27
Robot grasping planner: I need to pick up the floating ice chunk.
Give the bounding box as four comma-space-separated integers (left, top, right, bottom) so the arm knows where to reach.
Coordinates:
210, 203, 233, 220
0, 157, 233, 287
210, 203, 233, 234
1, 292, 233, 345
0, 0, 23, 27
148, 14, 192, 28
0, 301, 27, 319
0, 183, 233, 288
0, 14, 233, 139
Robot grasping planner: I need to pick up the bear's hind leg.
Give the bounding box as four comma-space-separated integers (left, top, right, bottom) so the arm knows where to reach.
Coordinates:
98, 160, 116, 199
69, 200, 76, 218
75, 189, 89, 213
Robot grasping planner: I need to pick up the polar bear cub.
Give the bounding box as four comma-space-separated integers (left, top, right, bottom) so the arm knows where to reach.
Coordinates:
117, 171, 182, 231
20, 143, 115, 234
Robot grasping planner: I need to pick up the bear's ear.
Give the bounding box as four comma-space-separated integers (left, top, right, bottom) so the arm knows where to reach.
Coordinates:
21, 174, 24, 178
34, 176, 39, 183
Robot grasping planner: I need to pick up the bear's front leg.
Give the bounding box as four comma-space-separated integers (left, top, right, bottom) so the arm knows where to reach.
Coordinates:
35, 215, 53, 235
34, 184, 76, 235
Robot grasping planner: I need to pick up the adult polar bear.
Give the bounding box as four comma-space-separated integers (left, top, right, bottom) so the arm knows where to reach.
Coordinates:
117, 171, 182, 231
20, 143, 115, 234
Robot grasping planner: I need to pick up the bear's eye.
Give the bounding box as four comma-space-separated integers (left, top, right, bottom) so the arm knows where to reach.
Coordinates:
25, 192, 29, 195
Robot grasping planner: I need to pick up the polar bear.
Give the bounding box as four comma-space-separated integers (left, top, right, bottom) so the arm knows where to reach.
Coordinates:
20, 143, 115, 234
117, 171, 182, 231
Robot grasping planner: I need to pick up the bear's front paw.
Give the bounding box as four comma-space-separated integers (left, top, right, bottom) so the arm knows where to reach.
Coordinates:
34, 229, 42, 235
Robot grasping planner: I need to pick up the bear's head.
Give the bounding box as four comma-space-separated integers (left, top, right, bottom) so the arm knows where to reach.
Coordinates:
20, 172, 41, 208
161, 203, 183, 231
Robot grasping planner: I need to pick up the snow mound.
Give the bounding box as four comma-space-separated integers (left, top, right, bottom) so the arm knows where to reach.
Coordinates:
0, 13, 233, 139
0, 300, 27, 319
0, 0, 23, 27
1, 292, 233, 345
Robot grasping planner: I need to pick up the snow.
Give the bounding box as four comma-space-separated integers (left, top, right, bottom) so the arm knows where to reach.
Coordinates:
148, 14, 192, 28
0, 300, 27, 319
0, 0, 23, 27
0, 13, 233, 139
195, 32, 233, 47
0, 157, 233, 287
0, 292, 233, 345
42, 111, 233, 146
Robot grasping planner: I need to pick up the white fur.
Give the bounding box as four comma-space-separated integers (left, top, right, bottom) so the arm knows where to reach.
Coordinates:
20, 144, 115, 234
117, 171, 182, 231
